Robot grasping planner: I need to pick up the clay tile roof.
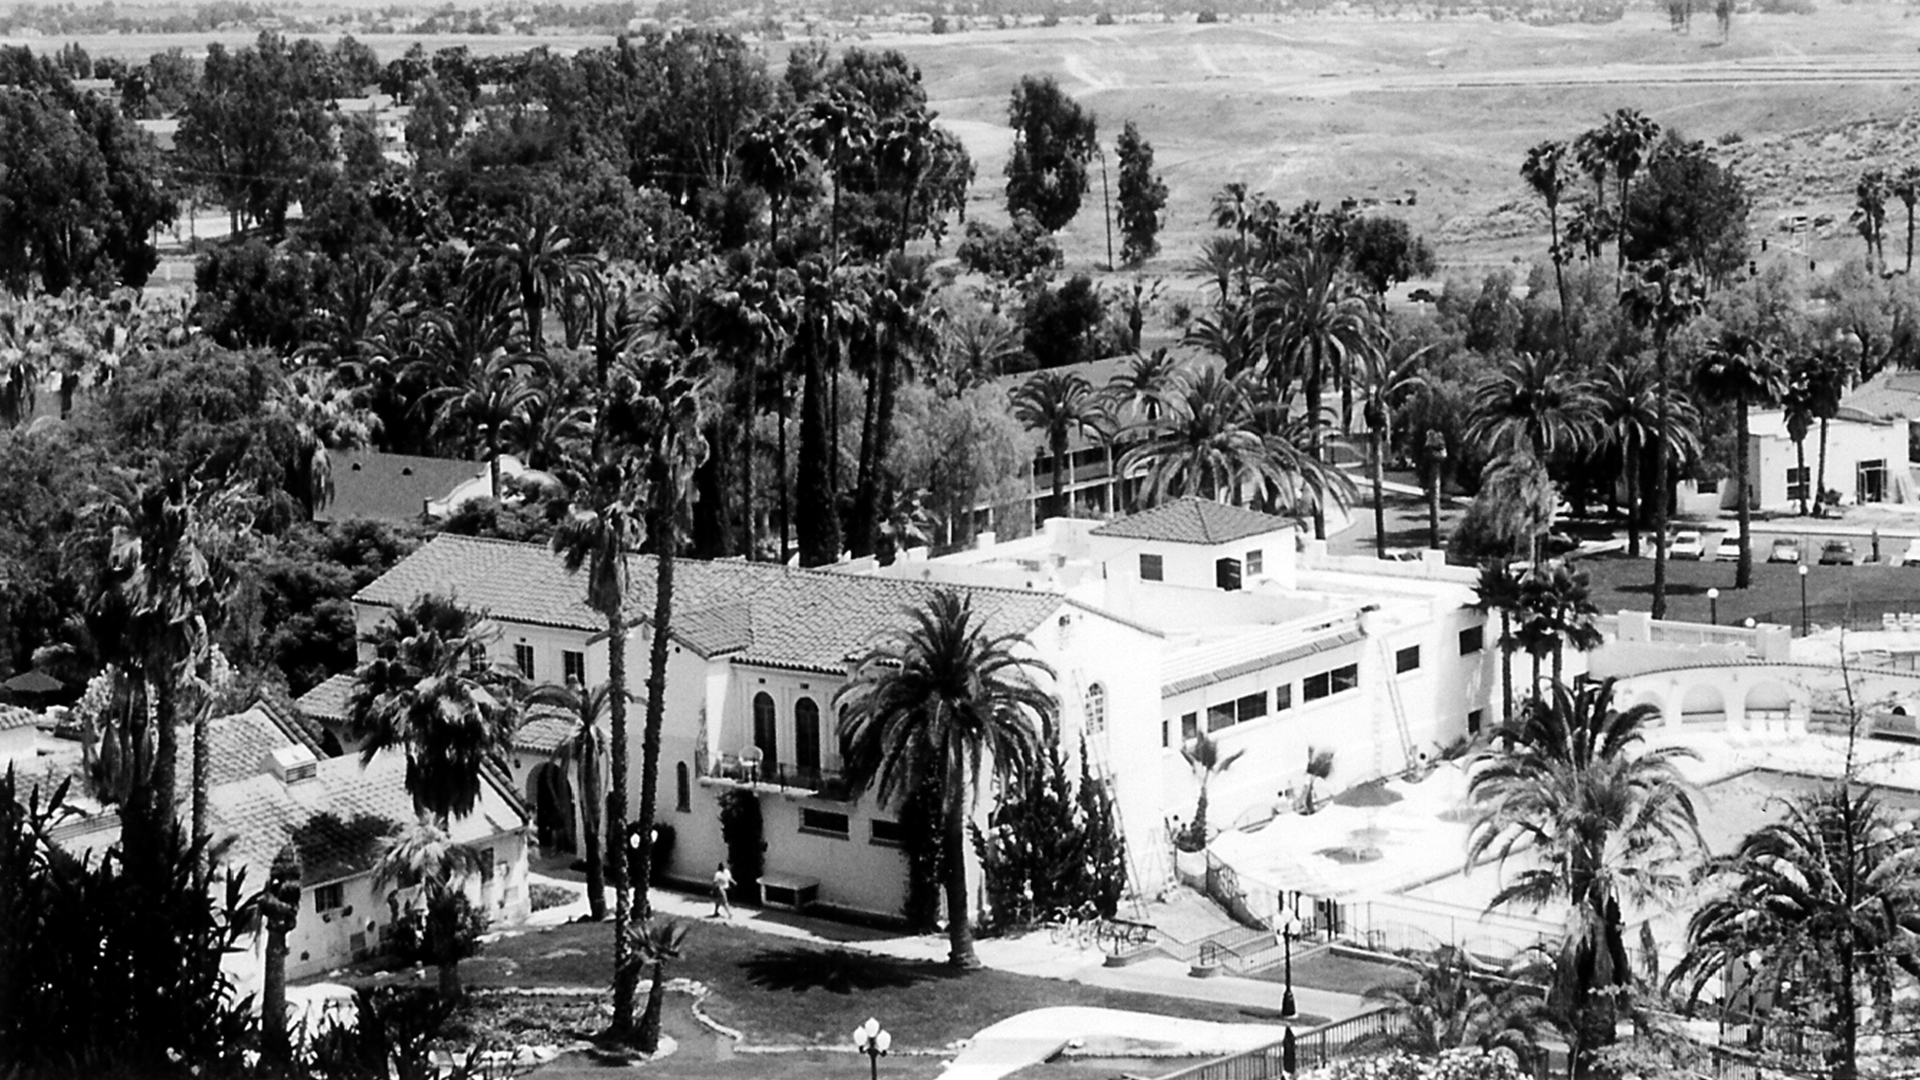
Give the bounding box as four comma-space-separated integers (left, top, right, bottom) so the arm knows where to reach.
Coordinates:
356, 534, 1066, 674
512, 706, 576, 755
296, 672, 357, 726
1090, 497, 1293, 545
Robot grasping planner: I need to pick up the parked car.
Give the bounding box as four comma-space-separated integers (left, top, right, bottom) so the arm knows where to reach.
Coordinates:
1715, 536, 1743, 562
1670, 531, 1706, 560
1820, 539, 1858, 566
1901, 539, 1920, 567
1768, 538, 1802, 564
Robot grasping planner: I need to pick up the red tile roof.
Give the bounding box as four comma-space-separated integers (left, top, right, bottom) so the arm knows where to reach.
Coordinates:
1089, 497, 1293, 546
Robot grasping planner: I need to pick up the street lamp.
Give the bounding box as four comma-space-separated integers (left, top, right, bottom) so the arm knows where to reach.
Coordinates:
853, 1017, 891, 1080
1425, 430, 1448, 552
1279, 915, 1303, 1018
1799, 563, 1810, 636
1708, 587, 1719, 626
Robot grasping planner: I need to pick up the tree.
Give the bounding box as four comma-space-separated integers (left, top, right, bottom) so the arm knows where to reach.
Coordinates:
1621, 133, 1752, 286
1176, 730, 1244, 850
422, 351, 546, 500
956, 211, 1064, 284
1521, 140, 1575, 355
1620, 262, 1706, 620
1802, 346, 1850, 515
256, 842, 302, 1069
889, 382, 1034, 548
1693, 330, 1784, 589
347, 594, 522, 824
1012, 369, 1107, 520
1004, 75, 1098, 232
1354, 946, 1546, 1062
524, 678, 617, 923
1346, 215, 1436, 301
1574, 108, 1662, 287
631, 918, 690, 1055
1513, 561, 1604, 689
737, 114, 810, 251
1853, 168, 1890, 274
177, 34, 335, 235
1466, 351, 1599, 469
1892, 165, 1920, 276
1594, 359, 1700, 557
1780, 358, 1818, 517
1360, 345, 1430, 559
835, 589, 1052, 968
1668, 784, 1920, 1080
473, 215, 600, 353
1021, 273, 1108, 368
1114, 120, 1167, 265
1468, 679, 1702, 1080
1473, 561, 1523, 732
373, 818, 488, 1000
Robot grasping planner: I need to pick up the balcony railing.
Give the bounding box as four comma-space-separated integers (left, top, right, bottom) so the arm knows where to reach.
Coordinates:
702, 754, 852, 800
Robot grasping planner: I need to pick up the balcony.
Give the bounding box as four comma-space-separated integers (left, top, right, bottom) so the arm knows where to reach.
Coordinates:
699, 752, 853, 802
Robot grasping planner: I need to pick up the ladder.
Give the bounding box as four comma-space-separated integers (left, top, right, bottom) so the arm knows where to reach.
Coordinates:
1373, 637, 1418, 781
1066, 668, 1160, 921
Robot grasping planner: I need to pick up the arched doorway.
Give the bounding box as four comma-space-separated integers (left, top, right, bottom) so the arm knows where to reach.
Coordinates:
529, 762, 577, 854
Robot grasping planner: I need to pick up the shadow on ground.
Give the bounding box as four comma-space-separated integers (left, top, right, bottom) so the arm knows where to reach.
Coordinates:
740, 947, 960, 995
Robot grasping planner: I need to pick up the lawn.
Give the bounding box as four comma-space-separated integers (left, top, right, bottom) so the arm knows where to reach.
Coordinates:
1248, 949, 1416, 998
1572, 551, 1920, 630
362, 918, 1306, 1055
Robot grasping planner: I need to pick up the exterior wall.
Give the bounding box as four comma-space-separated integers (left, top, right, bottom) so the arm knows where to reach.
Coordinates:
1745, 417, 1910, 510
1608, 662, 1920, 737
1087, 526, 1299, 592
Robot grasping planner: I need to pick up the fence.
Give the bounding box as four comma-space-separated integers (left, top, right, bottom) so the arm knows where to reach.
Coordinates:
1153, 1008, 1403, 1080
1753, 600, 1920, 638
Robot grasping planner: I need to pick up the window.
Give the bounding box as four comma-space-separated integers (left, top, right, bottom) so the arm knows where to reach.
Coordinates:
1139, 553, 1164, 581
1206, 701, 1236, 732
752, 692, 778, 771
1696, 477, 1720, 495
1215, 557, 1242, 591
1236, 692, 1267, 723
513, 643, 535, 680
675, 762, 690, 812
1468, 709, 1484, 736
1275, 684, 1293, 712
1084, 683, 1107, 734
1181, 712, 1198, 740
1246, 549, 1263, 576
563, 650, 585, 686
800, 808, 850, 838
1395, 646, 1421, 674
1786, 465, 1810, 504
1304, 663, 1359, 703
1459, 626, 1484, 655
1161, 719, 1169, 747
314, 883, 344, 914
870, 819, 904, 847
794, 698, 821, 775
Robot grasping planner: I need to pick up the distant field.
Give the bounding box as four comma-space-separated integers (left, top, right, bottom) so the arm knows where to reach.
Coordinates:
13, 4, 1920, 290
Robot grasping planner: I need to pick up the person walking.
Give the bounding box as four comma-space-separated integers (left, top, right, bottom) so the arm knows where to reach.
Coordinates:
711, 861, 735, 919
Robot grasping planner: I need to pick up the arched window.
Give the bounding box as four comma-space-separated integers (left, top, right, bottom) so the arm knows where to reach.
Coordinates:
752, 692, 779, 771
1084, 683, 1107, 735
794, 698, 821, 776
675, 762, 691, 812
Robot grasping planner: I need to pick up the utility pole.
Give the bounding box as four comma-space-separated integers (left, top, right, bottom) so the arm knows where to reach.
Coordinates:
1098, 146, 1115, 271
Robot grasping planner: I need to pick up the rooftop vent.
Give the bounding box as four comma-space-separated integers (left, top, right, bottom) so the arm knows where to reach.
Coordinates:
267, 744, 319, 785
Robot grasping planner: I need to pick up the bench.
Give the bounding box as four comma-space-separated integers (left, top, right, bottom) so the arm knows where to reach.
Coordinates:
1100, 917, 1157, 950
757, 872, 821, 912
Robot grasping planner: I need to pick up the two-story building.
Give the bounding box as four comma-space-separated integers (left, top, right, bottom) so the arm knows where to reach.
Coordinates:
331, 498, 1494, 923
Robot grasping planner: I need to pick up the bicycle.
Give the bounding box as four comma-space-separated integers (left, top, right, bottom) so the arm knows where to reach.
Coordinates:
1043, 903, 1100, 949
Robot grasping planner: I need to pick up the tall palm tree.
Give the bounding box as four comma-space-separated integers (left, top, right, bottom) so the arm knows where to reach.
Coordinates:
1473, 562, 1524, 731
1354, 946, 1546, 1063
1513, 561, 1605, 690
1576, 109, 1661, 286
1179, 730, 1244, 849
1621, 262, 1706, 620
346, 594, 523, 824
705, 255, 789, 560
1668, 785, 1920, 1080
1891, 165, 1920, 275
1694, 330, 1785, 589
1241, 380, 1359, 523
1780, 359, 1818, 517
1468, 679, 1702, 1080
1853, 168, 1890, 274
1012, 369, 1108, 521
835, 590, 1052, 968
1257, 246, 1381, 539
632, 918, 690, 1055
372, 818, 487, 1000
1594, 359, 1700, 557
1467, 351, 1599, 465
472, 215, 601, 353
420, 349, 546, 500
1521, 139, 1575, 356
851, 253, 940, 555
524, 678, 620, 923
1359, 344, 1431, 559
737, 114, 811, 252
1804, 345, 1850, 517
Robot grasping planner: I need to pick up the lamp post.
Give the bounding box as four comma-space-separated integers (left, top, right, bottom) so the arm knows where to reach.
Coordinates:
1708, 587, 1719, 626
1799, 563, 1810, 636
1425, 430, 1448, 551
1279, 915, 1302, 1018
853, 1017, 891, 1080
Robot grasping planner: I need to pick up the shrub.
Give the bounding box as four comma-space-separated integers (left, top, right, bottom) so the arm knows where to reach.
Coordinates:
1197, 9, 1220, 21
528, 882, 576, 912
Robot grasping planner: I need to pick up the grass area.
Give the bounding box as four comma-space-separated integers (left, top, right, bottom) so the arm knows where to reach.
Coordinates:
1572, 551, 1920, 629
527, 1003, 955, 1079
366, 919, 1306, 1054
1249, 949, 1416, 998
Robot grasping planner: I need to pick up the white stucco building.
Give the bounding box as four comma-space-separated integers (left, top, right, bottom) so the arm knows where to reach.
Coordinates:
1737, 407, 1911, 511
337, 499, 1496, 922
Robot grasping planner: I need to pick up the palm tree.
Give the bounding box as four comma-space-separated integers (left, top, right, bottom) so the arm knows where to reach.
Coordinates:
1359, 344, 1431, 559
1354, 946, 1546, 1063
1668, 785, 1920, 1080
632, 918, 690, 1055
1104, 349, 1181, 423
1780, 359, 1818, 517
1620, 262, 1707, 620
472, 215, 601, 353
1466, 351, 1599, 465
1521, 139, 1575, 356
737, 114, 811, 252
1468, 679, 1702, 1080
1804, 345, 1850, 517
1121, 368, 1349, 517
835, 590, 1052, 968
281, 366, 379, 519
1891, 165, 1920, 275
1594, 359, 1700, 557
1473, 451, 1560, 567
939, 308, 1023, 390
257, 842, 302, 1069
346, 594, 523, 824
1693, 330, 1785, 589
1257, 247, 1381, 539
1513, 561, 1605, 689
1179, 730, 1244, 849
851, 253, 940, 555
373, 818, 488, 1000
1576, 109, 1662, 286
524, 678, 620, 923
1474, 562, 1524, 731
1241, 380, 1359, 523
421, 350, 546, 500
1853, 168, 1890, 274
1012, 369, 1108, 520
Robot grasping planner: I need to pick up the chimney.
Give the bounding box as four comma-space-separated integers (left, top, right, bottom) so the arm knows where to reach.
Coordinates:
267, 745, 319, 786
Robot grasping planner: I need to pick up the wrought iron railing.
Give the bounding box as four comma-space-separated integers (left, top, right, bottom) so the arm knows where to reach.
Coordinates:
1152, 1008, 1402, 1080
